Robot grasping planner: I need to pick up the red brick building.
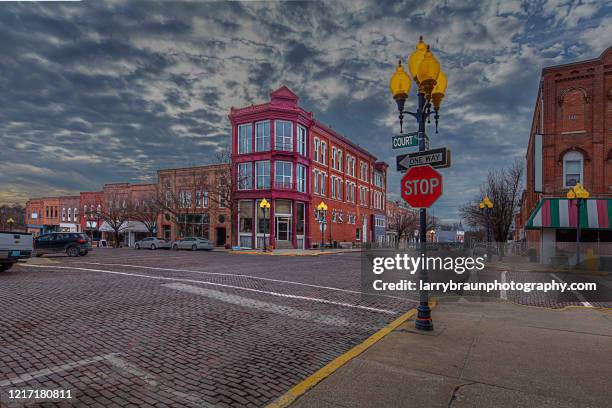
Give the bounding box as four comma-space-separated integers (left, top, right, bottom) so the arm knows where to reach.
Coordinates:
518, 47, 612, 262
229, 86, 387, 249
157, 165, 231, 246
80, 191, 104, 239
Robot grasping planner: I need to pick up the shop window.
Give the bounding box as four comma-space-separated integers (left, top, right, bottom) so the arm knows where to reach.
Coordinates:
239, 201, 253, 233
296, 202, 305, 235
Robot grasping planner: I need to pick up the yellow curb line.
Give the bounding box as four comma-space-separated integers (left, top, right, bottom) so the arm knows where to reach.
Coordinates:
265, 300, 437, 408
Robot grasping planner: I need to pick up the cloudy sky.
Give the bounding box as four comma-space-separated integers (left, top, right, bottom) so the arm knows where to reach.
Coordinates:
1, 0, 610, 222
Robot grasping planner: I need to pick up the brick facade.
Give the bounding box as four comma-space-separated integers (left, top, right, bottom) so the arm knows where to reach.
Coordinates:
229, 86, 387, 249
518, 47, 612, 244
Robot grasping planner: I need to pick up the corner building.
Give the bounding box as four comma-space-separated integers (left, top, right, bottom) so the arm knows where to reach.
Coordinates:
229, 86, 387, 249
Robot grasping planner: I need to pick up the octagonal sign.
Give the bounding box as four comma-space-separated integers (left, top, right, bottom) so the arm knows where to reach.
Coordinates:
401, 165, 443, 208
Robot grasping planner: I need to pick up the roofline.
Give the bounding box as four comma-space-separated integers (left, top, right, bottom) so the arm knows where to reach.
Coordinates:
312, 121, 378, 161
542, 46, 612, 73
157, 163, 229, 173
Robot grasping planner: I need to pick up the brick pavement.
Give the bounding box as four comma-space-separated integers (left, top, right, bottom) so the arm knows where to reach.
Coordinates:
0, 249, 415, 407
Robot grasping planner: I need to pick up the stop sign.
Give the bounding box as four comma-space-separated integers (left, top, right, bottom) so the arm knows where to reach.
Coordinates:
401, 165, 443, 208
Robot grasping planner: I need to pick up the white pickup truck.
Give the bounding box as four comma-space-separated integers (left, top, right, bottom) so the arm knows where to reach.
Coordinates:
0, 231, 33, 272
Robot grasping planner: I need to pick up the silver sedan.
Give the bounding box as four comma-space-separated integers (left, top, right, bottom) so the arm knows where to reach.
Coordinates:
134, 237, 171, 250
171, 237, 214, 251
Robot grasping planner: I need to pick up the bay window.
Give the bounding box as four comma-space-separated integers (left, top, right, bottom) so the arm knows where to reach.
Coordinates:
297, 126, 307, 155
255, 160, 270, 189
275, 120, 293, 151
238, 162, 253, 190
256, 121, 270, 152
297, 164, 306, 193
275, 161, 293, 189
238, 124, 252, 154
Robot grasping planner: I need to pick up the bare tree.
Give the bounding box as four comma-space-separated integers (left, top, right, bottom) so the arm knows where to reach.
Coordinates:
131, 190, 163, 236
96, 192, 133, 248
459, 161, 524, 248
204, 146, 248, 246
388, 203, 419, 248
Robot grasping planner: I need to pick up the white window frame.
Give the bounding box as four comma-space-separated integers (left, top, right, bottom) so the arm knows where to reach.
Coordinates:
275, 120, 293, 151
321, 142, 327, 165
314, 138, 320, 163
255, 121, 270, 152
297, 164, 306, 193
297, 126, 307, 156
275, 161, 293, 189
255, 160, 271, 189
563, 151, 584, 188
238, 123, 253, 154
238, 162, 253, 190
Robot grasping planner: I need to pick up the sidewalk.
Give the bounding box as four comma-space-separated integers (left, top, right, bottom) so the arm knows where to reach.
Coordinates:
286, 300, 612, 408
229, 248, 361, 256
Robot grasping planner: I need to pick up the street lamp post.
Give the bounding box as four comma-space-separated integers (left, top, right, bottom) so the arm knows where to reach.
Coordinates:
7, 217, 14, 232
479, 196, 494, 258
567, 183, 589, 267
260, 198, 271, 252
316, 202, 328, 250
389, 36, 447, 331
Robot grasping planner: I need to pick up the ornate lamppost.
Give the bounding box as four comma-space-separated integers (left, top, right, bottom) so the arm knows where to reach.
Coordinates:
316, 202, 328, 250
567, 183, 589, 266
479, 196, 494, 258
260, 198, 271, 252
389, 36, 447, 331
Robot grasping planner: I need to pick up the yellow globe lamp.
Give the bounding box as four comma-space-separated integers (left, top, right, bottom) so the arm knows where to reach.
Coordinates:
260, 198, 270, 209
389, 60, 411, 102
408, 36, 427, 83
417, 45, 441, 99
431, 70, 447, 110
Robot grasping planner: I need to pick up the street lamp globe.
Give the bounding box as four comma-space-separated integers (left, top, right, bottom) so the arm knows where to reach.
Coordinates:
408, 36, 427, 83
418, 45, 441, 98
389, 60, 411, 102
431, 70, 447, 110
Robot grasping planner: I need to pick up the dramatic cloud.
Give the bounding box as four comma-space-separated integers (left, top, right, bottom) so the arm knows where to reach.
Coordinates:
0, 0, 610, 223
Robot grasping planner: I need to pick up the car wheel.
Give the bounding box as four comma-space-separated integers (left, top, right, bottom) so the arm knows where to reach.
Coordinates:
172, 244, 178, 251
151, 244, 156, 250
0, 263, 13, 273
192, 244, 197, 251
79, 251, 88, 257
66, 246, 79, 257
135, 244, 140, 250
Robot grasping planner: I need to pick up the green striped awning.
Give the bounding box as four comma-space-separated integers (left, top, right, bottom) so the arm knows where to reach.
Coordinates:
526, 198, 612, 230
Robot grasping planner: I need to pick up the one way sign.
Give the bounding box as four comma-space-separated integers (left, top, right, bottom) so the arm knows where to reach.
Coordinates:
396, 147, 451, 172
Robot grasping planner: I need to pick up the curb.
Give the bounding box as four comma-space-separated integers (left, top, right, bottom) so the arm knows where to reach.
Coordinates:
228, 250, 360, 257
265, 300, 437, 408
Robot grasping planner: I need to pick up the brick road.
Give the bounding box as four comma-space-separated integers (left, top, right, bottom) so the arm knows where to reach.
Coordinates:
0, 249, 417, 408
1, 248, 609, 407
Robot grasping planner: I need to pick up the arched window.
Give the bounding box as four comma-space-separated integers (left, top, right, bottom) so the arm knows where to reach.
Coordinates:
563, 151, 583, 188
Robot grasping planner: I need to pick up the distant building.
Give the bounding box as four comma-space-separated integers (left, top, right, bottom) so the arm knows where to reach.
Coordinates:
517, 47, 612, 263
229, 86, 387, 249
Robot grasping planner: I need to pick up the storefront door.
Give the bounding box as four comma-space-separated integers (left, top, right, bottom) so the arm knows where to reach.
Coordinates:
276, 217, 290, 242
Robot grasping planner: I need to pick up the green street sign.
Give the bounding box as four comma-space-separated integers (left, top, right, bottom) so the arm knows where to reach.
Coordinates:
392, 132, 419, 149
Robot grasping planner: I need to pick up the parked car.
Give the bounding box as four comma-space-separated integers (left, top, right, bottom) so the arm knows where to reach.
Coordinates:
0, 231, 33, 272
134, 237, 171, 250
171, 237, 214, 251
34, 232, 92, 257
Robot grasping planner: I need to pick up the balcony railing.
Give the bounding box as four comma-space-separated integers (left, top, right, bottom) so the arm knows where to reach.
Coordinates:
274, 142, 293, 152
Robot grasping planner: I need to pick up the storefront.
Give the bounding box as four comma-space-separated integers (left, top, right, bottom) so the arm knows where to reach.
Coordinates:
237, 199, 306, 249
526, 198, 612, 264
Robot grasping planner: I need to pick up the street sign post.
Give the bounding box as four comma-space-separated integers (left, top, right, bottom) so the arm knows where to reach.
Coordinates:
401, 165, 443, 208
391, 132, 419, 149
396, 147, 450, 172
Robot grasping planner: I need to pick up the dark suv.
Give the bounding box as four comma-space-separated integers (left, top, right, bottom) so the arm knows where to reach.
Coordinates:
34, 233, 92, 257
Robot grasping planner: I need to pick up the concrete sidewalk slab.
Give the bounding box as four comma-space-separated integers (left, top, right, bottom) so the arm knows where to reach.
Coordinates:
289, 301, 612, 408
